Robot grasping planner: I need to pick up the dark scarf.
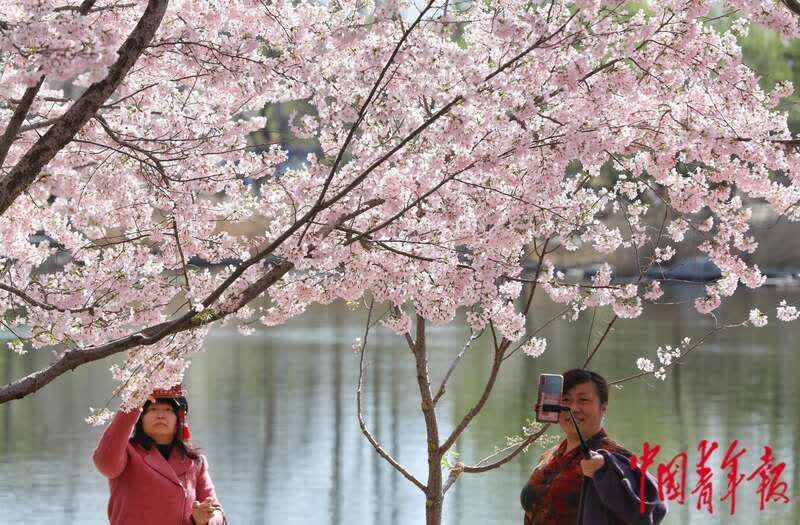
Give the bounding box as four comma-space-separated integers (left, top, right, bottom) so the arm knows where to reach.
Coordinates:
155, 443, 173, 461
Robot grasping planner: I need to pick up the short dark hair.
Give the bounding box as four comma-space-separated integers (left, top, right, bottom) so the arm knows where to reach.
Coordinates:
562, 369, 609, 406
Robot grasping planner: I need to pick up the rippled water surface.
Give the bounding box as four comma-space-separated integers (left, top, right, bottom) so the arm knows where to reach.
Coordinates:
1, 287, 798, 524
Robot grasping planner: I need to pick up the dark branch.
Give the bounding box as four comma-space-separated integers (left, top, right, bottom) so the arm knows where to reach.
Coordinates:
439, 338, 505, 454
0, 76, 44, 167
298, 0, 435, 244
782, 0, 800, 17
432, 330, 483, 405
0, 0, 169, 215
0, 282, 96, 314
0, 258, 292, 404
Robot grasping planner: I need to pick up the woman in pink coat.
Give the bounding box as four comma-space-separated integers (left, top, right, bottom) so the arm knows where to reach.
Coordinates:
93, 385, 226, 525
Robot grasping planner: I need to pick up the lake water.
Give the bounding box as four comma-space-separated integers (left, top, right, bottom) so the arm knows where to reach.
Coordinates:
0, 286, 797, 524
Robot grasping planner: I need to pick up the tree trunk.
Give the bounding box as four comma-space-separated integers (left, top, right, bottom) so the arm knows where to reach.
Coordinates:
426, 493, 443, 525
426, 435, 443, 525
425, 468, 443, 525
411, 315, 444, 525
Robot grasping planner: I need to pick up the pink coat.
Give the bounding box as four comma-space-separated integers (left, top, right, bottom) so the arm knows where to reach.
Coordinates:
93, 407, 224, 525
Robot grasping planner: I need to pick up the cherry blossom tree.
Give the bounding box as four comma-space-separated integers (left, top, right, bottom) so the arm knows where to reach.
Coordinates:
3, 1, 800, 522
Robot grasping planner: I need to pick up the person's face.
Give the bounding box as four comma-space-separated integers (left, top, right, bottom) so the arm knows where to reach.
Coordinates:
142, 401, 177, 444
559, 381, 606, 440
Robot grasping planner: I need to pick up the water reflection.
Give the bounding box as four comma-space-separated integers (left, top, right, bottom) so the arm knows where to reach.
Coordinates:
0, 287, 797, 524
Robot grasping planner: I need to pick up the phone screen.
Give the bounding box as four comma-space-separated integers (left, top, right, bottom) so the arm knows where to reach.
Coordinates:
535, 374, 563, 423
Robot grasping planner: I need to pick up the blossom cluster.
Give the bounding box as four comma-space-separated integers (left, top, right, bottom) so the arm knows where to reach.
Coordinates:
636, 338, 691, 381
3, 1, 800, 413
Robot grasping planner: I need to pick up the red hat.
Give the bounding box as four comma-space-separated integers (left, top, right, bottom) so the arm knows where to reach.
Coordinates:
151, 383, 185, 399
150, 384, 188, 413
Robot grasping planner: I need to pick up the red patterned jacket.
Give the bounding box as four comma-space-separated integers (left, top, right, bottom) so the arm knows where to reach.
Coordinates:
521, 428, 666, 525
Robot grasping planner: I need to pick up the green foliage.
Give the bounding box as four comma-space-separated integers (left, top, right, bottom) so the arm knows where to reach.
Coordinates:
191, 308, 218, 324
441, 449, 461, 469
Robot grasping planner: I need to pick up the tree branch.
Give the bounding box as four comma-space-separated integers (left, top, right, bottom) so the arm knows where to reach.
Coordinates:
610, 324, 730, 385
460, 424, 550, 475
407, 314, 442, 500
432, 329, 483, 405
344, 159, 481, 246
0, 282, 96, 314
0, 258, 292, 404
310, 11, 581, 239
17, 117, 61, 134
356, 298, 426, 492
521, 238, 550, 316
436, 238, 555, 451
582, 202, 670, 369
581, 314, 617, 369
502, 304, 572, 362
0, 76, 44, 167
171, 216, 192, 294
443, 424, 551, 494
781, 0, 800, 17
0, 0, 169, 215
298, 0, 435, 245
439, 338, 505, 454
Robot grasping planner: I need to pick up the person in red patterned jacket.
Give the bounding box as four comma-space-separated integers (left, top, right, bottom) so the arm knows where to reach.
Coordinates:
93, 384, 226, 525
521, 369, 666, 525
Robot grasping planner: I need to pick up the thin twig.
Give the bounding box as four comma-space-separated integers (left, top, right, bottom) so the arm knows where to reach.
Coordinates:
171, 216, 192, 294
522, 238, 550, 316
298, 0, 436, 246
356, 298, 427, 492
582, 205, 669, 369
610, 323, 736, 385
0, 282, 97, 314
432, 329, 483, 405
459, 424, 550, 475
503, 304, 572, 362
439, 336, 506, 454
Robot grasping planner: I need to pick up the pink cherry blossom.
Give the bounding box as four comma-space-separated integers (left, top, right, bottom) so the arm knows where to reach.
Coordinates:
643, 281, 664, 301
0, 0, 799, 417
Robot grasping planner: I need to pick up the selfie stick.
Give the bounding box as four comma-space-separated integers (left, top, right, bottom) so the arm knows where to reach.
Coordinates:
540, 404, 591, 459
566, 408, 592, 460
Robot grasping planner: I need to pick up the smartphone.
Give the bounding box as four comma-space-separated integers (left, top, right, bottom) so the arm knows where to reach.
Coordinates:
535, 374, 564, 423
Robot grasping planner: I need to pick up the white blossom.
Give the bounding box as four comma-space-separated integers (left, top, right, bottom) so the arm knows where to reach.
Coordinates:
749, 308, 768, 327
636, 357, 654, 373
776, 300, 799, 322
521, 337, 547, 358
